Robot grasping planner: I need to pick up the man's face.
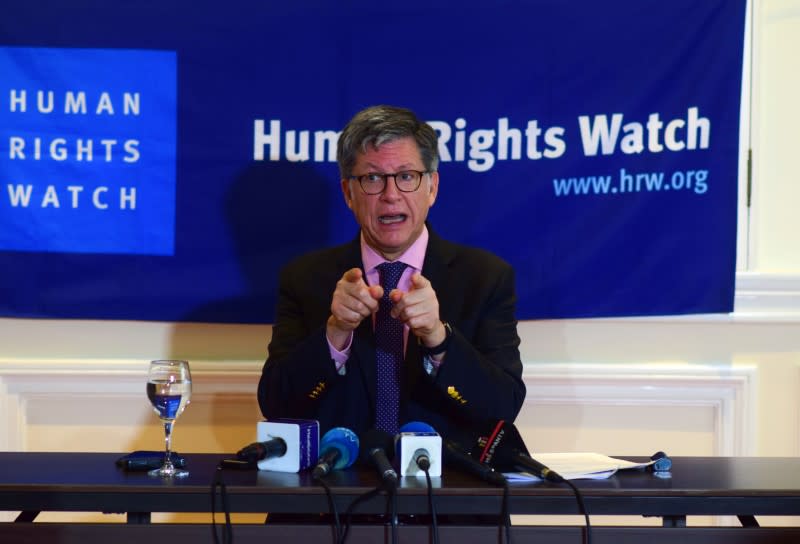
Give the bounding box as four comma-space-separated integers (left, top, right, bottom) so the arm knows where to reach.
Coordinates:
341, 136, 439, 261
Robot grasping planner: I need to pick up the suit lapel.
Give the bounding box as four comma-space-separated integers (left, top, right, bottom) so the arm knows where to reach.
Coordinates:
335, 233, 364, 276
421, 226, 457, 311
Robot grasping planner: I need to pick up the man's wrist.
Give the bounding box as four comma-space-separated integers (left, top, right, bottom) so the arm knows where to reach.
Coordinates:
420, 321, 452, 356
326, 316, 352, 351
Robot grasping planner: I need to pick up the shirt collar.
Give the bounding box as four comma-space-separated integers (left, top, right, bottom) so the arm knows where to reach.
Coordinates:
361, 224, 428, 275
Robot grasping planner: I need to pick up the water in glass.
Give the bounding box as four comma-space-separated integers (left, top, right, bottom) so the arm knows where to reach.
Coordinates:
146, 359, 192, 477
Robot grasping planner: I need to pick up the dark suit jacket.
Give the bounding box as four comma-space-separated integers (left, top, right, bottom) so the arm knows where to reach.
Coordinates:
257, 227, 525, 441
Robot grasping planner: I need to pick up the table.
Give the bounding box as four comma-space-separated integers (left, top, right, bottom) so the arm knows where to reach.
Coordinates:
2, 453, 800, 543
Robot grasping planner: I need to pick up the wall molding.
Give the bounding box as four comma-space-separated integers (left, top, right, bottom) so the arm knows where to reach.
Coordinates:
520, 362, 756, 456
733, 272, 800, 320
0, 359, 263, 451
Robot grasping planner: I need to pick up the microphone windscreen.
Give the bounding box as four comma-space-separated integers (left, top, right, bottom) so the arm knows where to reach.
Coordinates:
396, 421, 437, 463
320, 427, 360, 470
399, 421, 435, 433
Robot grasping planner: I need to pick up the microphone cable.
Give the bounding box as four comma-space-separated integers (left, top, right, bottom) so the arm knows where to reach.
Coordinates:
525, 459, 591, 544
389, 483, 399, 544
420, 461, 440, 544
500, 478, 512, 544
515, 456, 592, 544
443, 437, 510, 543
562, 478, 592, 544
519, 460, 592, 544
339, 485, 383, 544
338, 477, 398, 544
381, 472, 399, 544
314, 475, 343, 544
211, 462, 234, 544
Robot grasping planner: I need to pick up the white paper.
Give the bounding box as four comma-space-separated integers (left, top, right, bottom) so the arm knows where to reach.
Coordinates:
503, 452, 655, 482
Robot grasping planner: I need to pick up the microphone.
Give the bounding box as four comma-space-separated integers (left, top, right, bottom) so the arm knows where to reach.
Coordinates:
443, 439, 507, 485
242, 419, 319, 473
236, 437, 287, 463
509, 448, 564, 482
312, 427, 359, 479
395, 421, 442, 477
472, 419, 563, 483
359, 428, 398, 486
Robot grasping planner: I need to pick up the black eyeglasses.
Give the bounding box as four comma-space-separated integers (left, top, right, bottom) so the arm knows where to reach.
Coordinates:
349, 170, 428, 195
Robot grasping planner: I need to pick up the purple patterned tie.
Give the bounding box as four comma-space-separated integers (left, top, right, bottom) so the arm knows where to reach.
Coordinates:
374, 261, 407, 434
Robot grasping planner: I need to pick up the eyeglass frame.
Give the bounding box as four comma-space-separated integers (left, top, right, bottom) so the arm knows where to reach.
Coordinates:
347, 170, 430, 195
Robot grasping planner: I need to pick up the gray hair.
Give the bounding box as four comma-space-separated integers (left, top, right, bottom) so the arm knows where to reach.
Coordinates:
336, 105, 440, 179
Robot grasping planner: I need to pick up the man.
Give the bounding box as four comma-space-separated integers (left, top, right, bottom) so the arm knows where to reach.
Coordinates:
257, 105, 525, 441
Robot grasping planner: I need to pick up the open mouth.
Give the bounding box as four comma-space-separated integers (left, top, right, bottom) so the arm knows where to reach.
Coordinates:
378, 214, 407, 224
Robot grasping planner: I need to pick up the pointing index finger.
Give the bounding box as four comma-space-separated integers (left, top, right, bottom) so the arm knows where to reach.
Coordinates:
343, 267, 363, 283
410, 272, 429, 289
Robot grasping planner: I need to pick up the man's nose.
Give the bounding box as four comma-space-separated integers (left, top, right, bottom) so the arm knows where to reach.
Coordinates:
381, 175, 402, 198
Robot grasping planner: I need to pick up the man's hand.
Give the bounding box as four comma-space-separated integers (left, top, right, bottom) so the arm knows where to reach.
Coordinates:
389, 273, 446, 348
327, 268, 382, 350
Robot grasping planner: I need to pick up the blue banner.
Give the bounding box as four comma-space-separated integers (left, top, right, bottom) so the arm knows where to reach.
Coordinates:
0, 0, 746, 323
0, 47, 176, 254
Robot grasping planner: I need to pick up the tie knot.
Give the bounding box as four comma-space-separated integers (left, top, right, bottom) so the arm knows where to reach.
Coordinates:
378, 261, 407, 291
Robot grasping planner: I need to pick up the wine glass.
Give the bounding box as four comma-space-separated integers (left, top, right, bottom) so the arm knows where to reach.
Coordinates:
146, 359, 192, 477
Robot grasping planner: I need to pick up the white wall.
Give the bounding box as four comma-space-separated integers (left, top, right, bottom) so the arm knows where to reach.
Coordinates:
750, 0, 800, 271
1, 0, 799, 526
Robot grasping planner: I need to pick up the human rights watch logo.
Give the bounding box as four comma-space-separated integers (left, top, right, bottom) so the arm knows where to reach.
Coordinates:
0, 47, 176, 255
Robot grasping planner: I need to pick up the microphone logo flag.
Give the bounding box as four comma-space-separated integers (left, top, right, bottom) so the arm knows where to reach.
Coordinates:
256, 418, 319, 473
396, 431, 442, 477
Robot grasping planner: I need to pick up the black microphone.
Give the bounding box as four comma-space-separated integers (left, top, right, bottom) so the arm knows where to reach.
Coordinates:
236, 437, 287, 463
360, 428, 398, 486
510, 448, 564, 482
443, 439, 507, 485
414, 448, 431, 471
472, 419, 563, 482
236, 419, 320, 473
